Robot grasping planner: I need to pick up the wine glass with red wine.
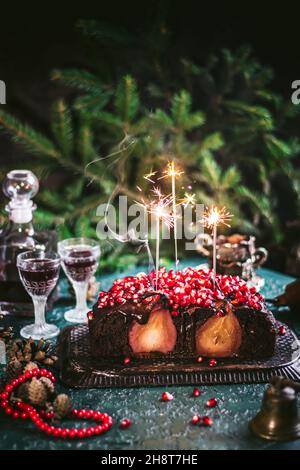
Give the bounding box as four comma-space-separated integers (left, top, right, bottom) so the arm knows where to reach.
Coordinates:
17, 250, 61, 340
58, 238, 100, 323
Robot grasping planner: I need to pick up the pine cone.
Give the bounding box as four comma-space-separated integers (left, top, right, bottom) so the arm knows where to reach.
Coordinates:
0, 326, 13, 343
27, 378, 48, 407
5, 358, 23, 380
24, 361, 39, 372
39, 377, 55, 396
34, 350, 46, 362
53, 394, 72, 419
15, 382, 30, 401
6, 337, 57, 367
23, 342, 33, 354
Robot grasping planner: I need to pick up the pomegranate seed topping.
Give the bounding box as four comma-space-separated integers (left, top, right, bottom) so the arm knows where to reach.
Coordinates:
208, 359, 217, 367
161, 391, 174, 402
206, 398, 217, 408
120, 418, 131, 429
278, 326, 286, 336
202, 416, 213, 427
191, 415, 201, 425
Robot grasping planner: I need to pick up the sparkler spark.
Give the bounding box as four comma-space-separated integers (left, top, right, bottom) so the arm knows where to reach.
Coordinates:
144, 170, 158, 184
159, 161, 184, 180
181, 192, 196, 208
201, 206, 233, 230
141, 187, 174, 229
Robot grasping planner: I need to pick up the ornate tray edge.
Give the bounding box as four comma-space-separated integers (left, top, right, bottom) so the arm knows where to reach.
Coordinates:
57, 324, 300, 389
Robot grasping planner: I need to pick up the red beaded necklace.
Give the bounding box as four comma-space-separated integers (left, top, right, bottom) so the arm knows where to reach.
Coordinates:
0, 368, 113, 439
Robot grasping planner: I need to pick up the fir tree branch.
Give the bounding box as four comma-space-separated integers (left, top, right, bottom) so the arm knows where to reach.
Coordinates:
115, 75, 139, 125
51, 100, 73, 158
0, 110, 60, 159
51, 68, 105, 94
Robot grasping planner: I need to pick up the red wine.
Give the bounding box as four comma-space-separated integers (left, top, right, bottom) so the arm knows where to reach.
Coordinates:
62, 248, 97, 282
18, 259, 60, 297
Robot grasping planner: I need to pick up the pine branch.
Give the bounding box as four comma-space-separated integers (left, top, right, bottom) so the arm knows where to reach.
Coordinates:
78, 123, 97, 164
74, 92, 112, 114
201, 132, 224, 151
264, 134, 297, 159
224, 100, 274, 131
115, 75, 139, 124
51, 100, 73, 158
51, 68, 104, 94
0, 110, 59, 159
171, 90, 205, 130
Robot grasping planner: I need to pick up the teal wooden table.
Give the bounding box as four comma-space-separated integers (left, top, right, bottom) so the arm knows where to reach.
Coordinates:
1, 260, 299, 450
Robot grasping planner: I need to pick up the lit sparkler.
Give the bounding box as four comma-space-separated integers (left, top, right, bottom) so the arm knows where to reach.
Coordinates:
201, 206, 233, 287
136, 188, 173, 289
159, 161, 184, 270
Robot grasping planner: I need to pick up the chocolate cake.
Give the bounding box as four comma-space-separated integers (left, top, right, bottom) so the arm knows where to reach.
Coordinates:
88, 267, 277, 360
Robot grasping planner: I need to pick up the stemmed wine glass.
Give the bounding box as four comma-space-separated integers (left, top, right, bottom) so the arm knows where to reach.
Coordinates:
17, 250, 61, 340
58, 238, 100, 323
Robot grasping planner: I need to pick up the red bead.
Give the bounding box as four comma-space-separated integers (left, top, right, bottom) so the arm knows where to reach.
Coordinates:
85, 427, 93, 437
161, 391, 174, 401
206, 398, 217, 408
191, 415, 201, 425
196, 356, 204, 363
208, 359, 217, 367
123, 357, 131, 365
12, 411, 20, 419
1, 392, 8, 400
5, 407, 13, 415
5, 385, 13, 393
193, 388, 201, 397
77, 429, 86, 438
202, 416, 213, 427
94, 425, 103, 435
120, 418, 131, 429
278, 326, 286, 336
25, 370, 33, 379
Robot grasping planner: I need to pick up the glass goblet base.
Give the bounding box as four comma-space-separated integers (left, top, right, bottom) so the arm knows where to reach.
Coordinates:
20, 323, 60, 340
64, 308, 89, 324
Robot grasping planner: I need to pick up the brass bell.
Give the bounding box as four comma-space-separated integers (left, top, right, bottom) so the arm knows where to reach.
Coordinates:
249, 376, 300, 441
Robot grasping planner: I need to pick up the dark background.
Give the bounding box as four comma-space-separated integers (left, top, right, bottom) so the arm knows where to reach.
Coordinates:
1, 1, 300, 105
